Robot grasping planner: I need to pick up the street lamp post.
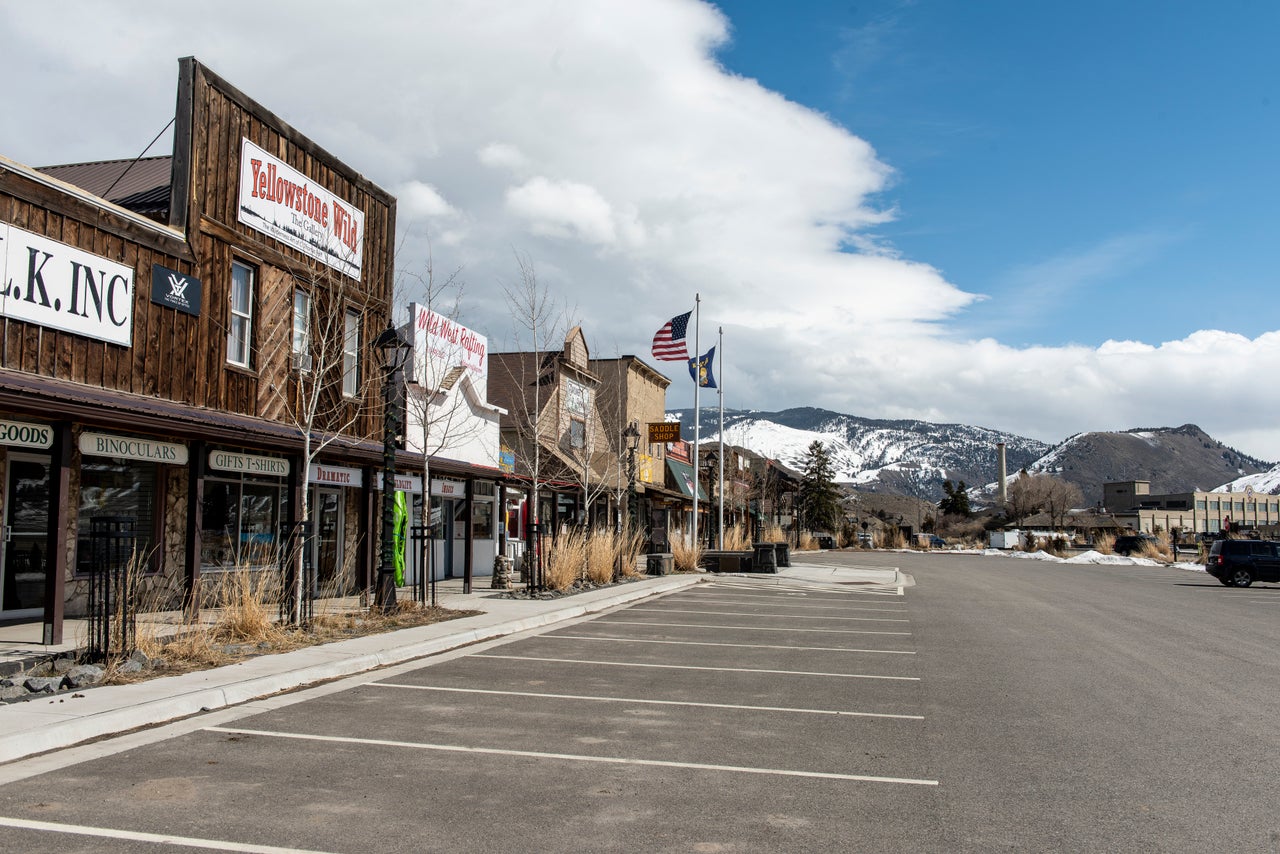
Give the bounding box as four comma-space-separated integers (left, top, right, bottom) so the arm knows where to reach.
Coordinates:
623, 421, 640, 532
374, 320, 412, 612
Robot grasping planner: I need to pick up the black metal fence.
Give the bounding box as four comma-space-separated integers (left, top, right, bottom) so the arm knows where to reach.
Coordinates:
408, 525, 435, 606
86, 516, 138, 662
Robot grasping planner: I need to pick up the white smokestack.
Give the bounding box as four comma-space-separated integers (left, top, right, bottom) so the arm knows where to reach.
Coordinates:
997, 442, 1008, 507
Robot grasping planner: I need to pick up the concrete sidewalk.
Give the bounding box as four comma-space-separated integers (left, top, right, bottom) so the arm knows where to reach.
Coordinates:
0, 574, 704, 766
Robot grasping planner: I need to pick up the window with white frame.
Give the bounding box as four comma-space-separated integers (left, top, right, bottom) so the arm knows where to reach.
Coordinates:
228, 261, 255, 367
292, 289, 312, 372
343, 310, 360, 397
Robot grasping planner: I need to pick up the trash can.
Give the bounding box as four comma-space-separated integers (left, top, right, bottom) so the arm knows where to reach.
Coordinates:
815, 535, 835, 550
774, 542, 791, 567
646, 553, 674, 576
752, 542, 778, 574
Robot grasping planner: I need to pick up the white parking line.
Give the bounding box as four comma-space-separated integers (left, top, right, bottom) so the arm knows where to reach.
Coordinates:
205, 726, 939, 787
625, 607, 909, 622
705, 582, 903, 597
0, 815, 338, 853
544, 634, 916, 654
670, 595, 909, 612
471, 654, 919, 681
592, 619, 911, 635
370, 683, 925, 719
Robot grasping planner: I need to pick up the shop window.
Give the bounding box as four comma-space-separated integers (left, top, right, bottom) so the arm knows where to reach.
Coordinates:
201, 477, 288, 570
343, 310, 360, 397
472, 500, 494, 539
292, 289, 312, 372
228, 261, 256, 368
76, 460, 159, 575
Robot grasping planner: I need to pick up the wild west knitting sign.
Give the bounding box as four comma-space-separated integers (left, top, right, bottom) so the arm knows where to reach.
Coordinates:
237, 138, 365, 279
0, 221, 134, 347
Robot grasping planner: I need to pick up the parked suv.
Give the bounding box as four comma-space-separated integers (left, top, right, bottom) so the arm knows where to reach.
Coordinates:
1205, 539, 1280, 587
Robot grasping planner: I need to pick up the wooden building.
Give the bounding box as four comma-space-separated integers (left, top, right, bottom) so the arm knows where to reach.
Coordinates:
0, 58, 398, 642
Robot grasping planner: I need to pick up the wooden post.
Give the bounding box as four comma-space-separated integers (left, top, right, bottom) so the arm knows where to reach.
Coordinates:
41, 422, 71, 646
183, 440, 205, 618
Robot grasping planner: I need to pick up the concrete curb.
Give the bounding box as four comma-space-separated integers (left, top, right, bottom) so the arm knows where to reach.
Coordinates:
0, 574, 704, 765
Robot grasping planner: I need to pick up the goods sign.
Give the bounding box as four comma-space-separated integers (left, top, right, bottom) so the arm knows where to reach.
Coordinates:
237, 138, 364, 279
0, 419, 53, 449
648, 422, 682, 443
0, 221, 134, 346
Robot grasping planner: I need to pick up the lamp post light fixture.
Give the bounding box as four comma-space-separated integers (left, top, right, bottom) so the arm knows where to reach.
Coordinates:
374, 319, 412, 612
623, 421, 640, 532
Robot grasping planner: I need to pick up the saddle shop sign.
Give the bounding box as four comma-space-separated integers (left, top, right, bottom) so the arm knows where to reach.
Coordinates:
237, 138, 365, 279
0, 221, 134, 347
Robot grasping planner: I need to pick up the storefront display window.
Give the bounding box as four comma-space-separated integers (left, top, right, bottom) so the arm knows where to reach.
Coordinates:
201, 477, 288, 570
472, 500, 494, 539
76, 459, 158, 575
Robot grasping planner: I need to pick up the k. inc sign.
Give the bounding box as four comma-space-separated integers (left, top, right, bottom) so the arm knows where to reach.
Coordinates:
0, 221, 134, 346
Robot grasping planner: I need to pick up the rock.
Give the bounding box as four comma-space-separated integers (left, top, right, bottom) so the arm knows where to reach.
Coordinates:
118, 660, 144, 674
24, 676, 62, 694
0, 686, 29, 701
0, 677, 20, 689
63, 665, 105, 690
127, 649, 152, 667
51, 657, 77, 675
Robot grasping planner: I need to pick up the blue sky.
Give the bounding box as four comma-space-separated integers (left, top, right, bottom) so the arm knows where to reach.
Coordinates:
2, 1, 1278, 458
717, 0, 1279, 347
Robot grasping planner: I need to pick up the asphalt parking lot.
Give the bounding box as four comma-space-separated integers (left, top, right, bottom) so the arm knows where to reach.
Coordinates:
0, 570, 947, 853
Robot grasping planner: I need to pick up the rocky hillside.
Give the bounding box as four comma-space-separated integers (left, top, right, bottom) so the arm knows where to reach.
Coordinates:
670, 407, 1049, 499
671, 409, 1272, 505
1002, 424, 1270, 503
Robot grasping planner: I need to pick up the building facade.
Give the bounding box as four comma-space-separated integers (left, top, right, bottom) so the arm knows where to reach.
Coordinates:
0, 58, 398, 641
1104, 480, 1280, 538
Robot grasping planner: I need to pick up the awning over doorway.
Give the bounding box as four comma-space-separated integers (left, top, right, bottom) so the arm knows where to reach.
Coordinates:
665, 458, 708, 501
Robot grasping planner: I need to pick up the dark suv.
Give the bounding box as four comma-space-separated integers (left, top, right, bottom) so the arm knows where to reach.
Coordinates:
1205, 539, 1280, 587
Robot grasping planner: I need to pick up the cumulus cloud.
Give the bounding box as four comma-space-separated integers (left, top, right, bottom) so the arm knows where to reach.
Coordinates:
1, 0, 1276, 459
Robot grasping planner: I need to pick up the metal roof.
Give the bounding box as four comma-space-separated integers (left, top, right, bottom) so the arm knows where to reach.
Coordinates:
37, 156, 172, 211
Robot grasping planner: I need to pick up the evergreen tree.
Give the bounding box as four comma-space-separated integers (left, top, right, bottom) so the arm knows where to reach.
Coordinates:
798, 441, 842, 533
938, 479, 972, 517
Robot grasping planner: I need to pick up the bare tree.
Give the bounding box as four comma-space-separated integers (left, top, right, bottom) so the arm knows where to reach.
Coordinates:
499, 253, 566, 572
258, 256, 382, 622
1006, 471, 1084, 530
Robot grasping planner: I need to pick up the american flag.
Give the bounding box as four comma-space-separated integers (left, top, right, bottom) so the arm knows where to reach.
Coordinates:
651, 310, 692, 361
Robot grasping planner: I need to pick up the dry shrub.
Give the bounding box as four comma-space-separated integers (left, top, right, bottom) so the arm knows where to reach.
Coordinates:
585, 530, 617, 585
797, 533, 818, 551
760, 524, 785, 543
877, 528, 907, 549
1138, 534, 1173, 562
208, 566, 289, 645
616, 525, 644, 578
544, 527, 588, 591
722, 524, 751, 551
1093, 532, 1116, 554
671, 538, 704, 572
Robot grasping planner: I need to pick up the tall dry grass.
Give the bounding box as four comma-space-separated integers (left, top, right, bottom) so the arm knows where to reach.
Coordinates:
671, 538, 704, 572
544, 527, 588, 591
797, 532, 818, 551
585, 530, 617, 585
615, 525, 644, 578
1093, 532, 1116, 554
722, 524, 751, 551
876, 528, 907, 549
760, 524, 785, 543
1138, 532, 1174, 562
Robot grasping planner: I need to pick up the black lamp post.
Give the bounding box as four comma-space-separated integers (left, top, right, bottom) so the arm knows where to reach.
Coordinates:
374, 320, 411, 612
623, 421, 640, 531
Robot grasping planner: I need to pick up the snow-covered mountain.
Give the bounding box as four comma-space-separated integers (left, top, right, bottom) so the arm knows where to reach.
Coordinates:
670, 407, 1049, 499
1218, 464, 1280, 494
671, 408, 1273, 504
1014, 424, 1270, 501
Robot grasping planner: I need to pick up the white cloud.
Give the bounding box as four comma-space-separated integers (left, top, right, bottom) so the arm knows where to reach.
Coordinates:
1, 0, 1277, 460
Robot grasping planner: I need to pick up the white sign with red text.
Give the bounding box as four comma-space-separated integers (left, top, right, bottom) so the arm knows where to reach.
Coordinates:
237, 138, 364, 279
409, 303, 488, 394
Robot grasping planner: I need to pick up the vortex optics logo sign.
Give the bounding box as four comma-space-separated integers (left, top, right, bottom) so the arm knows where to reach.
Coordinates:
150, 264, 202, 316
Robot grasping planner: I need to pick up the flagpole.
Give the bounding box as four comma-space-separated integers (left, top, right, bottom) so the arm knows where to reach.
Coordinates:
717, 325, 724, 551
692, 294, 700, 552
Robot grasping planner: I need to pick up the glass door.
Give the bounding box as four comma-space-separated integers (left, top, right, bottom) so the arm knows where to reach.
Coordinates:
312, 488, 344, 595
1, 455, 52, 616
